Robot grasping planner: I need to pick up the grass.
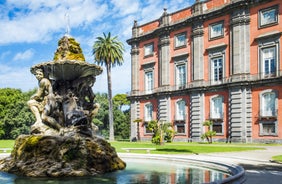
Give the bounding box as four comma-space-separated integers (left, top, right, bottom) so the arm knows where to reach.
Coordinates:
0, 140, 15, 153
272, 155, 282, 163
0, 140, 269, 155
110, 141, 264, 154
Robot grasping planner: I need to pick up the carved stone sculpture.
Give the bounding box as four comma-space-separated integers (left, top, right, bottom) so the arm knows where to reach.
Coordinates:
27, 35, 103, 137
0, 35, 126, 177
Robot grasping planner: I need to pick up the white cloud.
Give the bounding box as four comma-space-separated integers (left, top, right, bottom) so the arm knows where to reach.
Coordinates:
0, 0, 109, 44
0, 0, 197, 95
111, 0, 140, 16
0, 64, 36, 91
13, 49, 34, 61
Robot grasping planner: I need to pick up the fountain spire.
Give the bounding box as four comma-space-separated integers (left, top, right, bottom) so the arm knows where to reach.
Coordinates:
64, 12, 71, 36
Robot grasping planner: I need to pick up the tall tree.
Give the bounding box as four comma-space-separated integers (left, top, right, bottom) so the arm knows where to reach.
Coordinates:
0, 88, 35, 139
92, 32, 124, 141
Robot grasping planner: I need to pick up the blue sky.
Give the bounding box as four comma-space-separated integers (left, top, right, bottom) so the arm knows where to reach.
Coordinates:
0, 0, 195, 95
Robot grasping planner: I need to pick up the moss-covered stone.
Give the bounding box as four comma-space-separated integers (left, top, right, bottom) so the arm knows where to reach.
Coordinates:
53, 36, 86, 61
0, 135, 126, 177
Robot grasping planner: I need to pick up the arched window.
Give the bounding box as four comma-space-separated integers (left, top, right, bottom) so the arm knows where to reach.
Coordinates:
175, 100, 186, 121
261, 92, 276, 117
259, 90, 278, 136
210, 96, 223, 119
144, 103, 153, 122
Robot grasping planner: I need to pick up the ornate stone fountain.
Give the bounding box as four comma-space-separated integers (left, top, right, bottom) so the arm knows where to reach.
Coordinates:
0, 35, 126, 177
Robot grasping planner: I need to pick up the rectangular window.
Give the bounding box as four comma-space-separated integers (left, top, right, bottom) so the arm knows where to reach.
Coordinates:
211, 97, 223, 119
144, 43, 154, 57
175, 124, 185, 134
144, 123, 153, 134
175, 33, 186, 48
262, 47, 276, 77
145, 71, 153, 93
259, 6, 278, 27
210, 21, 224, 39
212, 122, 223, 134
176, 100, 185, 121
260, 121, 277, 136
211, 57, 223, 83
176, 64, 186, 88
262, 123, 276, 134
144, 104, 153, 122
262, 92, 276, 117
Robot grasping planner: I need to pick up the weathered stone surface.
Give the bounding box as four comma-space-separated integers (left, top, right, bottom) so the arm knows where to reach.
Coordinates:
0, 35, 125, 178
53, 36, 85, 61
0, 135, 126, 177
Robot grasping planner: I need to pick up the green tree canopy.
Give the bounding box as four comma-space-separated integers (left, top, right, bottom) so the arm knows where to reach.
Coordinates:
0, 88, 35, 139
92, 93, 130, 140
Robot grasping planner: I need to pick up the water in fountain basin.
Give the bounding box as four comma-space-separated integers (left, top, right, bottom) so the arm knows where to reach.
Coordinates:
0, 158, 230, 184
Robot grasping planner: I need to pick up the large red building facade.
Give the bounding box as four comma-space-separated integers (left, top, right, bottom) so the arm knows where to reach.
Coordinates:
127, 0, 282, 143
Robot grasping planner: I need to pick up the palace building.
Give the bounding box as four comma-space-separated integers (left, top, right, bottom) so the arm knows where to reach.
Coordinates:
126, 0, 282, 143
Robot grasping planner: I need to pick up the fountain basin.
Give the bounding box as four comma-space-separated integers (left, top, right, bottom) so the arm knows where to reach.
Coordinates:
31, 60, 103, 81
0, 153, 245, 184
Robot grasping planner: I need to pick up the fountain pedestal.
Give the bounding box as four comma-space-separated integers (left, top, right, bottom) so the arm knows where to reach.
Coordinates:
0, 35, 126, 177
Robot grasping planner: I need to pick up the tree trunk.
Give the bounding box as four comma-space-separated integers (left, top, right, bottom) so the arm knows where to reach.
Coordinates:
106, 63, 114, 141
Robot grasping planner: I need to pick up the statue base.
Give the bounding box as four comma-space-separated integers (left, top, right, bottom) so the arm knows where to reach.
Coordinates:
0, 134, 126, 177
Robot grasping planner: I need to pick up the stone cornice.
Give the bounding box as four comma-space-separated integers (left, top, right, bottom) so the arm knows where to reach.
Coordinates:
127, 0, 270, 46
127, 76, 282, 100
158, 34, 170, 46
130, 47, 139, 55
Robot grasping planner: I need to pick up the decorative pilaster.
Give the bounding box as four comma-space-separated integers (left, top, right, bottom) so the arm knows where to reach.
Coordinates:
158, 34, 170, 87
130, 20, 140, 94
130, 101, 140, 141
130, 43, 139, 94
190, 92, 205, 141
230, 8, 250, 76
157, 96, 170, 122
191, 21, 204, 81
229, 87, 252, 142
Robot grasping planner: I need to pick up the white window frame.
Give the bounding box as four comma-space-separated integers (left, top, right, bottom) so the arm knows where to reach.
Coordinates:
145, 70, 153, 94
144, 103, 153, 122
210, 96, 223, 120
259, 5, 278, 28
175, 100, 186, 121
260, 90, 277, 118
144, 43, 154, 57
262, 47, 277, 78
175, 32, 186, 48
209, 21, 224, 40
174, 56, 187, 89
176, 64, 186, 89
211, 56, 223, 84
256, 32, 280, 79
259, 90, 278, 136
207, 45, 226, 85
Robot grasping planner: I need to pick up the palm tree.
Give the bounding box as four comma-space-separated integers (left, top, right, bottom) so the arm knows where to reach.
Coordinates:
92, 32, 124, 141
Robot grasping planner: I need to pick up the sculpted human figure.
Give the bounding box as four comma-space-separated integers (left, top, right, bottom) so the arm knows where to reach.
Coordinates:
41, 93, 63, 130
28, 68, 53, 127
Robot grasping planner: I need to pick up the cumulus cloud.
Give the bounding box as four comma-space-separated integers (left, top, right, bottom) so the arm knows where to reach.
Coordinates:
0, 0, 108, 44
13, 49, 34, 61
0, 64, 36, 91
0, 0, 196, 94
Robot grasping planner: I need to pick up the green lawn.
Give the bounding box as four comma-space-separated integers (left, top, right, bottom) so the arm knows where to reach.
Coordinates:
272, 155, 282, 163
0, 140, 15, 153
110, 141, 264, 154
0, 139, 267, 155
